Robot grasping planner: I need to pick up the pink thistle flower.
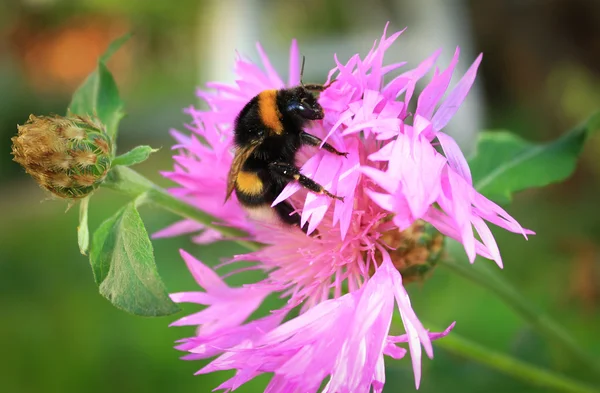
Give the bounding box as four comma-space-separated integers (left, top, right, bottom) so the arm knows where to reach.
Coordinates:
164, 24, 532, 392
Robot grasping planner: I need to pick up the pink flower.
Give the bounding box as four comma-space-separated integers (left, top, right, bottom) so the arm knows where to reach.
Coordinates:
174, 249, 453, 392
164, 24, 532, 392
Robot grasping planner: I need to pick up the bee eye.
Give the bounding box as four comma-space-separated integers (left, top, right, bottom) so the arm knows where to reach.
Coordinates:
287, 101, 304, 112
287, 98, 323, 120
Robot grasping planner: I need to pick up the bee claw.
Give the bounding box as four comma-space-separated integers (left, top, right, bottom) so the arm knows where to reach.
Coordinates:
323, 190, 345, 202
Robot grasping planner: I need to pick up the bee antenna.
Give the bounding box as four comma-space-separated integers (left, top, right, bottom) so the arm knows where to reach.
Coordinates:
300, 55, 306, 87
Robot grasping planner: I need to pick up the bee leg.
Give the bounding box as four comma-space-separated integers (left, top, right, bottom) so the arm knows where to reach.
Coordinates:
269, 162, 344, 202
300, 132, 348, 157
302, 83, 330, 92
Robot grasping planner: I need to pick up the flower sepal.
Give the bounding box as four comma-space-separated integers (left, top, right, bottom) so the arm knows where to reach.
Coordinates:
378, 220, 446, 283
112, 145, 159, 167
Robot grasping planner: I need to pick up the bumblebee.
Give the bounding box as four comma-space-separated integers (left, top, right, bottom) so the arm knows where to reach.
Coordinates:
225, 60, 347, 232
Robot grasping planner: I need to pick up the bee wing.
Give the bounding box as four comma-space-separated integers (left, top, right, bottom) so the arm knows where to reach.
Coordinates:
225, 142, 259, 202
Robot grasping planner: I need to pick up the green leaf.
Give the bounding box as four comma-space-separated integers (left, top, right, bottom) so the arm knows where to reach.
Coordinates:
90, 202, 180, 316
68, 34, 130, 140
112, 145, 159, 167
90, 207, 123, 286
470, 112, 600, 203
77, 196, 90, 255
99, 33, 132, 63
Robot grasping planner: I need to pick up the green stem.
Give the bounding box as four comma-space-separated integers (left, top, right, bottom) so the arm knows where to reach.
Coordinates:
439, 254, 600, 376
103, 166, 261, 251
427, 323, 600, 393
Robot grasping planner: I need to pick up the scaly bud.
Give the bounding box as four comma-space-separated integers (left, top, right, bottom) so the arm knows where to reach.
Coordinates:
373, 220, 446, 283
11, 115, 112, 199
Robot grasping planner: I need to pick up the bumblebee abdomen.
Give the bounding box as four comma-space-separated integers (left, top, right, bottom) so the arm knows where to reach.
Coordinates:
234, 170, 269, 207
236, 171, 263, 195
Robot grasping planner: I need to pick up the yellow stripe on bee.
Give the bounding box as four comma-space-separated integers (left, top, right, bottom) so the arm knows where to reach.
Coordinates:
258, 90, 283, 135
236, 171, 264, 195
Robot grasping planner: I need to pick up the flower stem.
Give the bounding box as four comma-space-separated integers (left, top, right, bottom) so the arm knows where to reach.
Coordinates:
102, 166, 261, 251
439, 251, 600, 377
426, 323, 600, 393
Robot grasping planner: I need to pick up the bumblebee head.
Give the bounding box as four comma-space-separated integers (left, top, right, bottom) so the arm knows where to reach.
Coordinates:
281, 86, 324, 123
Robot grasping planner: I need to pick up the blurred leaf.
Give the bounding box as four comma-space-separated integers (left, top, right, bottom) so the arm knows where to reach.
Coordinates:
424, 320, 600, 393
442, 241, 600, 377
90, 202, 180, 316
113, 145, 159, 167
470, 113, 600, 203
67, 35, 130, 140
77, 196, 90, 255
100, 33, 132, 63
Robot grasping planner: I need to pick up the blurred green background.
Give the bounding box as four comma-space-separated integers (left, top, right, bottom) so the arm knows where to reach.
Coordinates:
1, 1, 600, 392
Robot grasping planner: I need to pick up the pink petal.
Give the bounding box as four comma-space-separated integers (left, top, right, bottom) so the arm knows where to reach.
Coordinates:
472, 216, 503, 268
152, 219, 204, 239
332, 139, 361, 239
431, 53, 483, 132
191, 228, 224, 244
169, 291, 212, 305
438, 169, 476, 262
424, 207, 494, 260
416, 47, 460, 120
272, 182, 301, 207
365, 189, 397, 212
179, 249, 228, 292
288, 39, 300, 86
436, 132, 473, 184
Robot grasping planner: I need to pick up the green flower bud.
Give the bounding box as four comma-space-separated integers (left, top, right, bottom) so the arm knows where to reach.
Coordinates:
376, 220, 446, 283
11, 115, 112, 199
